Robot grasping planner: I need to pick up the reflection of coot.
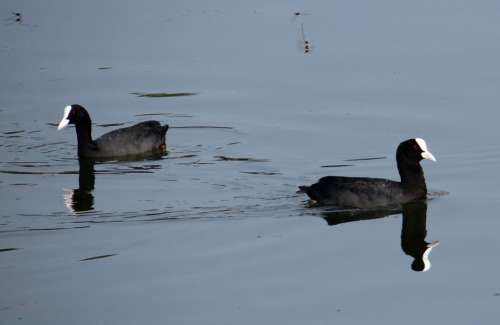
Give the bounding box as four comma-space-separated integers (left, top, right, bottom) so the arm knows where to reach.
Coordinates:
320, 200, 439, 272
64, 159, 95, 212
401, 201, 439, 272
299, 138, 436, 208
321, 207, 400, 226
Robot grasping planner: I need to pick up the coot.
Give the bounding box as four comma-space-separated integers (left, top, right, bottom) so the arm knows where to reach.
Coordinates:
57, 104, 169, 158
299, 138, 436, 208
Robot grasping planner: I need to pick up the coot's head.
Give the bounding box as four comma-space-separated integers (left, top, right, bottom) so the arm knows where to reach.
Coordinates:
397, 138, 436, 163
57, 104, 90, 130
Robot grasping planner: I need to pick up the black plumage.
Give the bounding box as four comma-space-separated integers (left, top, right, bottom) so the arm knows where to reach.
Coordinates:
58, 104, 169, 159
299, 138, 436, 208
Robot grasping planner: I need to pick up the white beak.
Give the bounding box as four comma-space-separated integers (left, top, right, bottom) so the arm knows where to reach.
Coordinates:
421, 150, 436, 162
415, 138, 436, 162
57, 105, 72, 130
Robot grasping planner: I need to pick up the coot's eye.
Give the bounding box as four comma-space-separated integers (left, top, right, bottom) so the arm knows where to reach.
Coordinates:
413, 144, 420, 151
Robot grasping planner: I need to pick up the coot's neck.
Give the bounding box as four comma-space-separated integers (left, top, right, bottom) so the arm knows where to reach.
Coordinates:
74, 117, 95, 157
397, 158, 427, 194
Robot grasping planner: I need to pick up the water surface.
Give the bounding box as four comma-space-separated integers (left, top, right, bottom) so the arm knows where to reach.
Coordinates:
2, 1, 500, 324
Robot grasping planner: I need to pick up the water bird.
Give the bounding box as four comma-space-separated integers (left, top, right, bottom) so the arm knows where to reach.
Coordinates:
57, 104, 169, 159
299, 138, 436, 208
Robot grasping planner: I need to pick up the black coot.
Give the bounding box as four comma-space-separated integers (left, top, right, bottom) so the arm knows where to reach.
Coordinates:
299, 138, 436, 208
58, 104, 169, 158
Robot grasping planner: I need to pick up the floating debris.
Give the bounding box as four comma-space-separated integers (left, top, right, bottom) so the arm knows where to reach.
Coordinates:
171, 125, 233, 130
96, 122, 128, 128
7, 12, 23, 24
9, 183, 38, 186
298, 23, 313, 54
130, 92, 197, 98
80, 253, 118, 261
3, 130, 25, 135
0, 248, 19, 252
214, 155, 269, 162
13, 12, 22, 21
344, 156, 386, 162
176, 160, 215, 166
26, 226, 90, 231
134, 113, 192, 118
293, 11, 310, 17
166, 154, 198, 159
5, 12, 38, 28
240, 171, 280, 175
291, 11, 311, 22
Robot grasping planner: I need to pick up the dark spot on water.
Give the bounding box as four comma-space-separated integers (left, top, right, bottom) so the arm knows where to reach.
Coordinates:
321, 164, 353, 168
27, 226, 90, 232
129, 164, 161, 170
171, 125, 233, 130
227, 142, 240, 146
3, 130, 24, 135
8, 162, 51, 167
297, 23, 313, 55
130, 92, 197, 98
293, 11, 310, 17
97, 66, 112, 70
96, 122, 128, 127
134, 113, 192, 118
26, 141, 66, 150
9, 183, 37, 186
0, 226, 81, 234
7, 12, 23, 24
344, 156, 386, 162
136, 113, 166, 117
177, 160, 215, 166
241, 171, 280, 175
215, 155, 269, 162
494, 293, 500, 297
0, 248, 19, 252
80, 253, 117, 261
0, 170, 78, 175
166, 154, 198, 159
0, 134, 22, 139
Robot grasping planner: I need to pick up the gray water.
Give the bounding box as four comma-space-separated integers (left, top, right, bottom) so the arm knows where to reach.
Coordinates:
1, 0, 500, 324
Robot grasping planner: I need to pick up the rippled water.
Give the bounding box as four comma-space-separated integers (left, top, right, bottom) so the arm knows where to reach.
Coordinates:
2, 1, 500, 324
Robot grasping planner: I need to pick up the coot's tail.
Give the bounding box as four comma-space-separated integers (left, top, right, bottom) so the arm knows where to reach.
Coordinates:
161, 124, 169, 135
